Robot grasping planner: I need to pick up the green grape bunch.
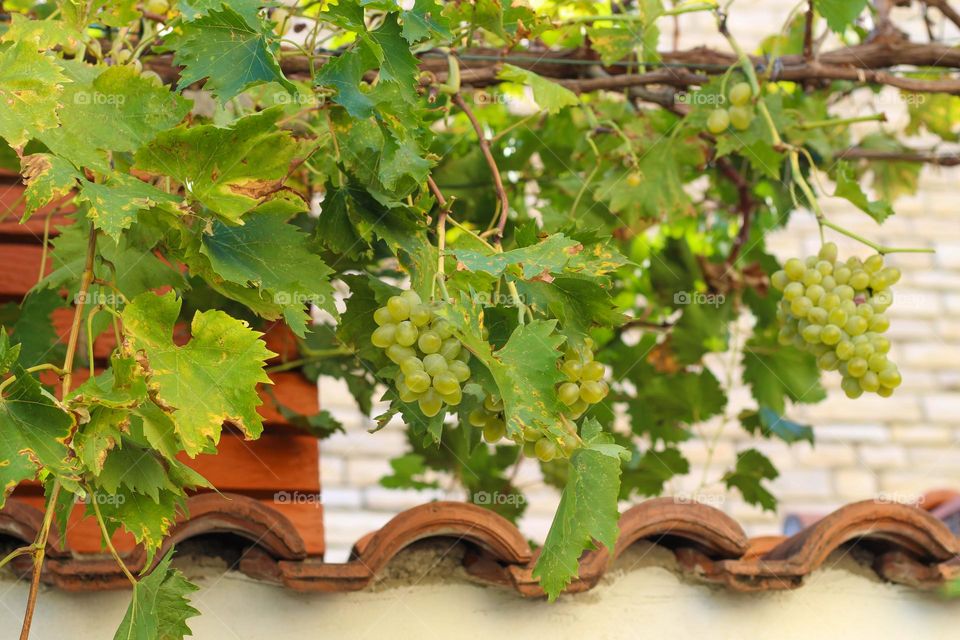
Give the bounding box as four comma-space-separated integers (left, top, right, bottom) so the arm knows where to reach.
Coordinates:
707, 81, 755, 134
556, 339, 609, 419
371, 290, 471, 417
470, 393, 579, 463
771, 242, 903, 398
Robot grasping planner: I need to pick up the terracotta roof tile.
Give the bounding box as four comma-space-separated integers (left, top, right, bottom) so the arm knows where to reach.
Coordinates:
5, 496, 957, 596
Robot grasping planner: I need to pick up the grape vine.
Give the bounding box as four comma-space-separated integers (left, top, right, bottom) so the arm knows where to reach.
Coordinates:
0, 0, 950, 633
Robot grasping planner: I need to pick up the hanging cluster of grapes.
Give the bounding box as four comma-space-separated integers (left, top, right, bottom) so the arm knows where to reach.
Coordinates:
557, 341, 609, 419
771, 243, 903, 398
707, 82, 755, 134
468, 394, 578, 462
371, 291, 471, 417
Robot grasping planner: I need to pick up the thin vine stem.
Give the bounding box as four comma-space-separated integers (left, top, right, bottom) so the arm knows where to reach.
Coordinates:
90, 491, 137, 585
19, 225, 98, 640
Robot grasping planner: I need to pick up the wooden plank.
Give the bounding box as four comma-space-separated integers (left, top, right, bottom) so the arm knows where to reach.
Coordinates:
0, 244, 46, 300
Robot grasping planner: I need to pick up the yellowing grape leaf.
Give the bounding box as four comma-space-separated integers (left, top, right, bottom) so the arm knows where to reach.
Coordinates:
77, 175, 184, 241
0, 40, 67, 147
19, 153, 80, 222
134, 107, 297, 220
35, 63, 191, 172
0, 366, 75, 507
498, 64, 579, 114
121, 292, 274, 456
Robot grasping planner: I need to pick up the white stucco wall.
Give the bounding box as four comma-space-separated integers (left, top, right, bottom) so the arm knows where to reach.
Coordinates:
3, 546, 958, 640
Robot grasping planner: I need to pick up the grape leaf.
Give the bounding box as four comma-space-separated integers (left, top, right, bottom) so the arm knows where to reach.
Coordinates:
723, 448, 779, 511
742, 332, 825, 414
0, 366, 75, 507
833, 161, 894, 224
0, 40, 67, 147
498, 65, 579, 114
0, 14, 84, 50
620, 446, 689, 497
99, 440, 179, 502
77, 175, 183, 241
315, 44, 379, 119
19, 153, 79, 222
442, 299, 566, 438
113, 550, 199, 640
10, 289, 65, 368
516, 277, 624, 340
200, 203, 337, 335
0, 332, 21, 376
173, 4, 294, 101
36, 64, 191, 172
400, 0, 453, 43
586, 27, 638, 66
178, 0, 263, 25
380, 453, 439, 490
533, 447, 621, 600
134, 108, 297, 220
815, 0, 868, 33
740, 407, 814, 444
121, 292, 274, 456
452, 234, 581, 279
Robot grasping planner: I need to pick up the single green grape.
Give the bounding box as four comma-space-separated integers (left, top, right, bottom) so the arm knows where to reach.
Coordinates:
805, 284, 825, 304
484, 394, 503, 412
847, 357, 869, 378
401, 290, 422, 306
818, 351, 840, 371
879, 366, 901, 388
821, 275, 836, 291
439, 338, 461, 361
580, 380, 606, 404
728, 105, 753, 130
371, 324, 397, 348
856, 304, 874, 319
468, 408, 489, 427
406, 370, 432, 394
400, 356, 424, 377
423, 353, 448, 377
864, 254, 885, 273
872, 336, 891, 354
410, 304, 433, 327
834, 267, 851, 285
835, 340, 855, 360
707, 109, 730, 134
729, 82, 753, 106
849, 271, 870, 290
868, 353, 888, 372
845, 316, 868, 336
802, 269, 822, 286
818, 242, 838, 263
373, 306, 394, 326
836, 285, 855, 301
877, 385, 895, 398
535, 438, 558, 462
419, 389, 443, 417
869, 314, 889, 333
821, 294, 841, 311
841, 376, 863, 399
397, 379, 419, 403
860, 371, 880, 393
441, 386, 462, 406
808, 307, 828, 326
790, 296, 813, 317
581, 360, 605, 381
771, 271, 789, 290
522, 440, 538, 458
820, 324, 842, 345
386, 296, 411, 321
433, 371, 460, 395
567, 400, 588, 419
558, 382, 581, 406
418, 331, 442, 354
432, 319, 454, 339
483, 419, 506, 443
783, 282, 805, 301
395, 321, 418, 347
801, 324, 822, 344
827, 308, 848, 327
561, 359, 583, 381
815, 260, 833, 276
386, 344, 415, 364
448, 360, 471, 383
784, 258, 805, 281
